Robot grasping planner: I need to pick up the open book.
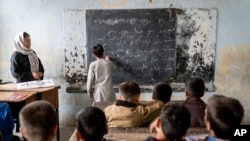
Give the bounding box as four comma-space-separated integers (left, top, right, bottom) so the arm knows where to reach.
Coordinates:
17, 79, 55, 90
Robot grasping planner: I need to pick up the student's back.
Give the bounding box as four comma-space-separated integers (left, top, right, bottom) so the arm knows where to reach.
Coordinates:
75, 106, 108, 141
185, 95, 244, 141
183, 77, 206, 127
204, 95, 244, 140
104, 81, 165, 127
145, 103, 191, 141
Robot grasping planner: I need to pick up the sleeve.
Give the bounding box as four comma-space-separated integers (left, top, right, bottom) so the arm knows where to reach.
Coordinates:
10, 52, 33, 82
139, 100, 165, 124
87, 63, 95, 93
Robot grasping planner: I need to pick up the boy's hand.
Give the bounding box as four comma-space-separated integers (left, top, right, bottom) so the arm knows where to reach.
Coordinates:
105, 56, 111, 61
88, 93, 93, 99
149, 118, 157, 133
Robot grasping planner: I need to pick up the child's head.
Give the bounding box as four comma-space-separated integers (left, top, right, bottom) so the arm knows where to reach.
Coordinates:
155, 103, 191, 141
76, 106, 107, 141
185, 77, 205, 98
19, 101, 58, 141
152, 82, 172, 103
205, 95, 244, 139
119, 81, 141, 104
92, 44, 104, 58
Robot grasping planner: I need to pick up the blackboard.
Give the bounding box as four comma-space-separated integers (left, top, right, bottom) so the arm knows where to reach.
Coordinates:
86, 9, 176, 85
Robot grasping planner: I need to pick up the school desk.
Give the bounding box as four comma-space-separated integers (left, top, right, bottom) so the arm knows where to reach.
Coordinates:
0, 91, 37, 139
68, 127, 208, 141
0, 83, 60, 141
0, 83, 59, 109
0, 91, 37, 103
0, 91, 37, 121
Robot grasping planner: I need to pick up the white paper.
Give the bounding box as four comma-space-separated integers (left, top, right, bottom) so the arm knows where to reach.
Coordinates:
17, 79, 55, 90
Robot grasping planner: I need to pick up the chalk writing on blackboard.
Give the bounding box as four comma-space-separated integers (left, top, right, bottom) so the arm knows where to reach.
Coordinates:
86, 9, 176, 84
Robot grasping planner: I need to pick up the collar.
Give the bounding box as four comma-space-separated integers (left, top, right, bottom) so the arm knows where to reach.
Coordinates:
185, 96, 205, 103
115, 100, 137, 108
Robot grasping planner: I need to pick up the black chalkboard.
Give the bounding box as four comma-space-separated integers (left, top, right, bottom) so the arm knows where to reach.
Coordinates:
86, 9, 176, 85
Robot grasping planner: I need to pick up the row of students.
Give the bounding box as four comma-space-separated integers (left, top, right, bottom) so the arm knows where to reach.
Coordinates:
2, 89, 243, 141
74, 94, 244, 141
103, 77, 206, 128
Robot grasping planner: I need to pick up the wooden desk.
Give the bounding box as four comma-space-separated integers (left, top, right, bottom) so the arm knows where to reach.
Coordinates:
0, 83, 59, 109
0, 83, 60, 141
0, 91, 37, 103
69, 127, 207, 141
0, 91, 38, 136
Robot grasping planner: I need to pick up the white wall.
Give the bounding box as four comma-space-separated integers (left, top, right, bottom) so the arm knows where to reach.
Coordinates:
1, 0, 250, 125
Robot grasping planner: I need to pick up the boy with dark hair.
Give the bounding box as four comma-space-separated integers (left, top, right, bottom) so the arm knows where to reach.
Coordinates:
145, 103, 191, 141
92, 44, 104, 58
19, 101, 58, 141
104, 81, 165, 127
87, 44, 116, 102
152, 82, 172, 103
75, 106, 107, 141
204, 95, 244, 140
183, 77, 206, 127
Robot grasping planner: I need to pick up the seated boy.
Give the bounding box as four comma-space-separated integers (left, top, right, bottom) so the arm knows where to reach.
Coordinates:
145, 103, 191, 141
183, 77, 206, 127
152, 82, 172, 103
75, 106, 108, 141
104, 81, 165, 127
19, 101, 58, 141
204, 95, 244, 141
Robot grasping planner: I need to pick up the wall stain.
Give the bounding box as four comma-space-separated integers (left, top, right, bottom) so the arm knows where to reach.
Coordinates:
175, 8, 216, 83
215, 44, 250, 123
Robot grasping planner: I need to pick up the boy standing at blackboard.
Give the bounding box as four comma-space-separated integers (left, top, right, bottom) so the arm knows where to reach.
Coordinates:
87, 44, 116, 102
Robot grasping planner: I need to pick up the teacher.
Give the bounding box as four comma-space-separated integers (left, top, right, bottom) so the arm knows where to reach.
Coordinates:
10, 32, 44, 83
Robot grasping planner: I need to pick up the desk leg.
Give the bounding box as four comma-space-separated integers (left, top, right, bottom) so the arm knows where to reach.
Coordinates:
8, 102, 26, 132
56, 108, 60, 141
36, 92, 42, 100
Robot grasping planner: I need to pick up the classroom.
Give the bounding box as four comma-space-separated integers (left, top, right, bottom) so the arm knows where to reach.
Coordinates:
0, 0, 250, 141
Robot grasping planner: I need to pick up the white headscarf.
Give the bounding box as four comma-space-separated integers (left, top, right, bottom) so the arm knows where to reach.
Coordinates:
14, 32, 39, 72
